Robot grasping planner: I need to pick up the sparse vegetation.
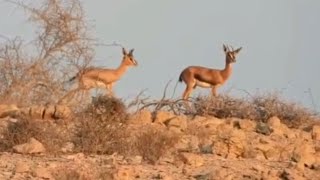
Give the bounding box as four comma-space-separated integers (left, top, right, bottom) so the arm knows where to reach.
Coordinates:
192, 93, 319, 128
0, 0, 94, 107
134, 128, 179, 164
72, 95, 179, 163
73, 95, 129, 154
0, 0, 319, 179
0, 118, 68, 153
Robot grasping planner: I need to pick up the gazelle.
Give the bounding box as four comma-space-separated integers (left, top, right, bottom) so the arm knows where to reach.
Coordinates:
59, 47, 138, 104
178, 44, 242, 100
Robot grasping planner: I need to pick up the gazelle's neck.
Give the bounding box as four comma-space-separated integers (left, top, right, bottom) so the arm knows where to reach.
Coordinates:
115, 61, 129, 77
221, 60, 233, 81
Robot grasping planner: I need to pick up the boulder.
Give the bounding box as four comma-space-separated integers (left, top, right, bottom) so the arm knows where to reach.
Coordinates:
61, 142, 75, 153
175, 135, 200, 152
292, 141, 316, 168
312, 125, 320, 141
256, 122, 272, 135
166, 115, 188, 133
113, 166, 136, 180
179, 152, 204, 167
227, 129, 247, 158
238, 119, 256, 131
0, 104, 19, 118
15, 162, 30, 173
13, 138, 46, 154
154, 111, 176, 124
33, 167, 54, 180
267, 116, 281, 129
128, 110, 152, 124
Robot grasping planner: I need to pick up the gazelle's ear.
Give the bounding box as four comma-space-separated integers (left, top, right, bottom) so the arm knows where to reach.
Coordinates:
234, 47, 242, 54
129, 48, 134, 56
223, 44, 228, 52
122, 47, 127, 55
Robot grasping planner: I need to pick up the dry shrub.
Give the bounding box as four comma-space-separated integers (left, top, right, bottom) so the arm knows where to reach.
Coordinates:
52, 169, 81, 180
0, 0, 94, 106
0, 118, 69, 153
193, 94, 255, 119
192, 93, 319, 128
251, 94, 317, 128
134, 128, 179, 164
186, 123, 212, 146
73, 95, 130, 154
73, 95, 179, 161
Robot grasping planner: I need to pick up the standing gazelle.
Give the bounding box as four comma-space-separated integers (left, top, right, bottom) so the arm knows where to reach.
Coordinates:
59, 47, 138, 104
178, 44, 242, 100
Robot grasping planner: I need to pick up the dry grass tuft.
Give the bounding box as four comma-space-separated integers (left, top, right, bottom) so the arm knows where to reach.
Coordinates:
251, 93, 317, 128
0, 118, 68, 153
192, 93, 319, 128
72, 95, 130, 154
193, 94, 255, 119
134, 128, 179, 164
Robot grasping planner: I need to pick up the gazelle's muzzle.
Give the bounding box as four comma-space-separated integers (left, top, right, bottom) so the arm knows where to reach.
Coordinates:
133, 59, 138, 66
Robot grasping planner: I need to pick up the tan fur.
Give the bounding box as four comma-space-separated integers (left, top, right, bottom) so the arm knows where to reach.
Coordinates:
179, 45, 242, 100
59, 47, 138, 104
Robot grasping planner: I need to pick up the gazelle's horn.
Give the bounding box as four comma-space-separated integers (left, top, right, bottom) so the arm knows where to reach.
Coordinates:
226, 45, 230, 51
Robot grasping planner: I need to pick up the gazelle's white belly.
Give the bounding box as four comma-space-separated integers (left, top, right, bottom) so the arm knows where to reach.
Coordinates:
196, 80, 212, 88
94, 81, 108, 88
82, 78, 108, 89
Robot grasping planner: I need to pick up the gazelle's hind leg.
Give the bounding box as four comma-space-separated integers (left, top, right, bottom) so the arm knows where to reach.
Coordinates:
182, 80, 196, 100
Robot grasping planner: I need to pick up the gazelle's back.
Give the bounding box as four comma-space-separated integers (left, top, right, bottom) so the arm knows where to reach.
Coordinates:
180, 66, 224, 85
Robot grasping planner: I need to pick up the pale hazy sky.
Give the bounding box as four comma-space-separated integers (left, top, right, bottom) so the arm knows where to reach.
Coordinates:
1, 1, 320, 111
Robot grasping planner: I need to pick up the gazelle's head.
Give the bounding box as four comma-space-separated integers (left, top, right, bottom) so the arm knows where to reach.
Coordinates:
122, 47, 138, 66
223, 44, 242, 64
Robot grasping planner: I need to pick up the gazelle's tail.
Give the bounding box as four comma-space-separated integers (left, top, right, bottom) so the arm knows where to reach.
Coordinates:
178, 72, 183, 82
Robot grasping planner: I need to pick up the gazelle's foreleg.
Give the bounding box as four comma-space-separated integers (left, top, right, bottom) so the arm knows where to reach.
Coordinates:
211, 85, 220, 97
106, 83, 114, 97
182, 86, 193, 100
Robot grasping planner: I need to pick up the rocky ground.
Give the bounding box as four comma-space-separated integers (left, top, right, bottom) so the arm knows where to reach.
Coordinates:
0, 107, 320, 180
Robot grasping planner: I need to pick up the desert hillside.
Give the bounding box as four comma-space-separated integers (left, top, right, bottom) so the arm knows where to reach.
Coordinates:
0, 95, 320, 180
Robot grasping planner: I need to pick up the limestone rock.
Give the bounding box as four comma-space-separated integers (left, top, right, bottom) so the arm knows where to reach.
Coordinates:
256, 122, 272, 135
179, 152, 204, 167
292, 141, 316, 168
61, 142, 75, 153
15, 162, 30, 173
13, 138, 46, 154
267, 116, 281, 129
238, 119, 256, 131
126, 156, 142, 165
113, 166, 136, 180
128, 110, 152, 124
0, 104, 19, 118
227, 130, 247, 158
166, 115, 188, 132
154, 111, 176, 124
175, 135, 200, 152
312, 125, 320, 141
33, 167, 54, 179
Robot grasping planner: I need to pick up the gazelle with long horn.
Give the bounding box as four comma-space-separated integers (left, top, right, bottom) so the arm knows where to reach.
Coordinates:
59, 47, 138, 104
178, 44, 242, 100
